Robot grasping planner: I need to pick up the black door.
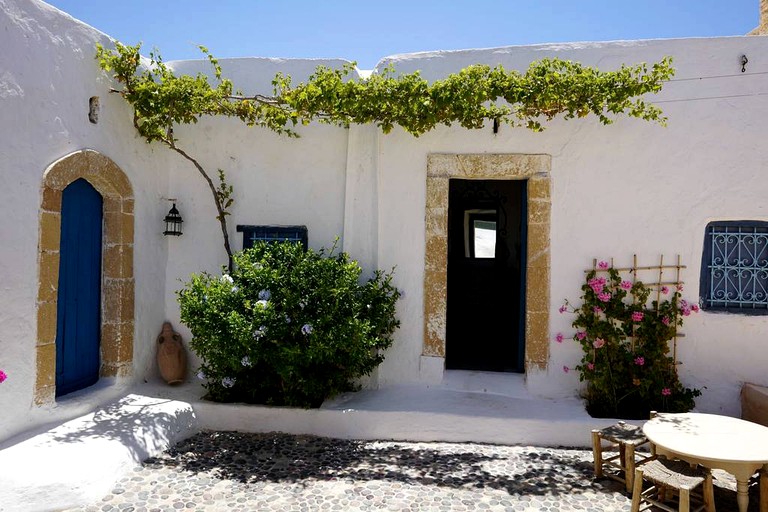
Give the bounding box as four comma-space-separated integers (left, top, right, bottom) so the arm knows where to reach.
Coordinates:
445, 179, 526, 372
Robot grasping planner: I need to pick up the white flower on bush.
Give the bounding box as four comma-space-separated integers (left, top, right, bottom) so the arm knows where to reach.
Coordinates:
221, 377, 236, 388
253, 326, 266, 339
256, 299, 269, 309
258, 289, 271, 300
301, 324, 313, 335
299, 301, 306, 309
221, 274, 234, 284
197, 371, 206, 380
241, 356, 252, 367
231, 286, 239, 293
284, 315, 291, 324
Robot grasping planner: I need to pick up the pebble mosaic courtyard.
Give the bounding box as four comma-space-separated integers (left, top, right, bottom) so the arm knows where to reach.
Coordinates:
67, 431, 761, 512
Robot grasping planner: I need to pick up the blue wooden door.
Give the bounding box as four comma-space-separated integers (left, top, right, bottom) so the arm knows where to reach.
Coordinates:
56, 178, 103, 396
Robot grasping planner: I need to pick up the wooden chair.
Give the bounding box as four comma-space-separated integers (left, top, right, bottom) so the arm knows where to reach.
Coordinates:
592, 421, 653, 492
630, 456, 716, 512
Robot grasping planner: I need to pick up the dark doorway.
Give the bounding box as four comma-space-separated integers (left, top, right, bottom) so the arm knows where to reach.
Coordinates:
56, 178, 103, 396
445, 179, 526, 372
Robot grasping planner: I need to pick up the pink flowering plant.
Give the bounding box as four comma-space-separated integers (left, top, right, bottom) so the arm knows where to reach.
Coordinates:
562, 264, 701, 419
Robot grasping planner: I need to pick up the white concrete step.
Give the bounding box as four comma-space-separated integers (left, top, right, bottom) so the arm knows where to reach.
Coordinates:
0, 394, 197, 512
193, 383, 621, 447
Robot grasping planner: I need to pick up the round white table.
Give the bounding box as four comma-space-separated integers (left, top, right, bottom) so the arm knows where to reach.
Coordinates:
643, 412, 768, 512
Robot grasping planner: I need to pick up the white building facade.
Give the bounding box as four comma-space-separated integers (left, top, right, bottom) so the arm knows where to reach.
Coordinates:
1, 0, 767, 442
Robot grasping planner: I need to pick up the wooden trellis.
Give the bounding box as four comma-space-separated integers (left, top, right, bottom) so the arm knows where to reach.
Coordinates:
586, 254, 686, 367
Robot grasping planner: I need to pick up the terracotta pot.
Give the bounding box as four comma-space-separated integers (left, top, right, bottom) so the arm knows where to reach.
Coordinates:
157, 322, 187, 384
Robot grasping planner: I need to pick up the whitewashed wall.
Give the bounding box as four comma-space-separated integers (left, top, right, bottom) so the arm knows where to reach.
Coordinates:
3, 0, 767, 444
0, 0, 173, 442
369, 37, 768, 416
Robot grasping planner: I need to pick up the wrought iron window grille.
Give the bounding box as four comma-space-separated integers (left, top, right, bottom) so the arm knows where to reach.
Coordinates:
700, 221, 768, 313
236, 225, 308, 251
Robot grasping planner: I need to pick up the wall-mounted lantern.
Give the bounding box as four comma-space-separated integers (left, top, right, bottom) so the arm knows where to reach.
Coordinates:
163, 202, 183, 236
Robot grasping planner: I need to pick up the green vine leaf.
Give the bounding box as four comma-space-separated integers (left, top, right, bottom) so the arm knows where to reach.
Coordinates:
97, 42, 674, 141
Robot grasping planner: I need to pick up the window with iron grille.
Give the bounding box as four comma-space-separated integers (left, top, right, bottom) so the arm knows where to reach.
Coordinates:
236, 225, 308, 250
700, 221, 768, 313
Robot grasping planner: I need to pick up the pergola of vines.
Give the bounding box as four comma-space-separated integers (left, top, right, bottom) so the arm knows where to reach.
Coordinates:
96, 42, 674, 266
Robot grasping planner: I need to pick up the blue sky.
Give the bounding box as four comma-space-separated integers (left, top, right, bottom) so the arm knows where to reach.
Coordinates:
47, 0, 758, 69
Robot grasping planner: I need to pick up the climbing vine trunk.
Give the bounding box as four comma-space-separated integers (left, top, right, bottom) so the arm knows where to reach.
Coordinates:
168, 143, 234, 270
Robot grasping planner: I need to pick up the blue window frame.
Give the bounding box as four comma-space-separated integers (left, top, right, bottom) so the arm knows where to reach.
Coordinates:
700, 221, 768, 313
236, 225, 308, 250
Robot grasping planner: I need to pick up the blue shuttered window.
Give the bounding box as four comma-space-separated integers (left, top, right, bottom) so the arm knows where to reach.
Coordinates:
700, 221, 768, 313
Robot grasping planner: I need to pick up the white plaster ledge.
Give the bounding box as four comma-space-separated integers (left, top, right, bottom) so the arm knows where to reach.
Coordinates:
0, 394, 198, 512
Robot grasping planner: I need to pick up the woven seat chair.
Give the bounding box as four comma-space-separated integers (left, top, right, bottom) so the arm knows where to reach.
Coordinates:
592, 421, 653, 492
630, 456, 716, 512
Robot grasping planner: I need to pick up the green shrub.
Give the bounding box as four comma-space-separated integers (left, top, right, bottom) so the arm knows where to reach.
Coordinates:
177, 241, 400, 407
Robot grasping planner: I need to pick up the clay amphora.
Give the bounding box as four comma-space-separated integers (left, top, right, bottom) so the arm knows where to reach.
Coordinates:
157, 322, 187, 384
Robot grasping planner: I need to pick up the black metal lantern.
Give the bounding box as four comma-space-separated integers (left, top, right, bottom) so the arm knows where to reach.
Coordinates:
163, 203, 183, 236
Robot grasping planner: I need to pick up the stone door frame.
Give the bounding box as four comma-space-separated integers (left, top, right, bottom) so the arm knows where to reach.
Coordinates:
423, 153, 551, 373
36, 149, 134, 404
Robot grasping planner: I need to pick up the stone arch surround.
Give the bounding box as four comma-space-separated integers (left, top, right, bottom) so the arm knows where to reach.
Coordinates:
423, 153, 552, 372
36, 149, 134, 404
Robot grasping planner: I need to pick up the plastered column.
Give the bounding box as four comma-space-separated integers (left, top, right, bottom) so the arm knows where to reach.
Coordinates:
342, 124, 380, 274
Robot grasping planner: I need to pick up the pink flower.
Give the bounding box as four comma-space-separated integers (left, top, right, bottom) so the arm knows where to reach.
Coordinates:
555, 333, 564, 343
586, 362, 595, 371
598, 261, 609, 269
634, 356, 645, 366
563, 365, 570, 373
662, 316, 671, 326
593, 306, 603, 314
661, 286, 669, 295
620, 280, 632, 290
588, 277, 607, 294
558, 304, 568, 314
691, 303, 700, 312
576, 331, 587, 340
632, 311, 644, 322
593, 338, 606, 349
598, 292, 612, 302
676, 284, 684, 291
0, 370, 6, 383
661, 388, 672, 396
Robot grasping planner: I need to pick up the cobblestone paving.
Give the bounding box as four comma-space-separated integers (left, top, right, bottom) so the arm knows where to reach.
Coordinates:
70, 431, 759, 512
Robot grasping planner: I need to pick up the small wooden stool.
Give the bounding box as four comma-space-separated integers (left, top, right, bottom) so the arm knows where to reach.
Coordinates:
592, 421, 652, 492
630, 457, 715, 512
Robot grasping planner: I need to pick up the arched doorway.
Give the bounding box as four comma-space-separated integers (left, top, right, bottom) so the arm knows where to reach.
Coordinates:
36, 150, 134, 404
